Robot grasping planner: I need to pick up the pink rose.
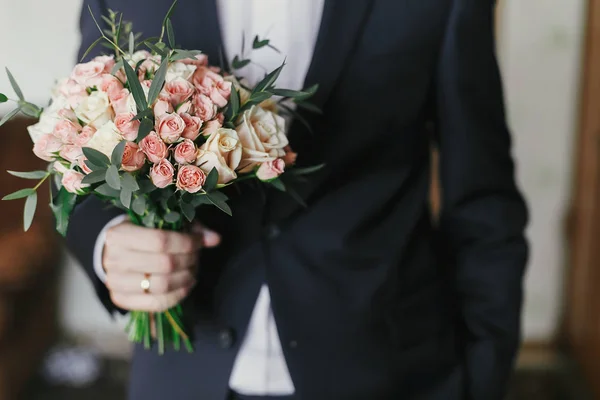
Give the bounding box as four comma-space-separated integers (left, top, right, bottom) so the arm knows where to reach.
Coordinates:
78, 157, 93, 174
174, 139, 198, 164
58, 108, 78, 122
216, 113, 225, 124
181, 54, 209, 67
33, 133, 63, 161
176, 101, 192, 115
150, 159, 175, 188
93, 55, 116, 73
154, 99, 174, 117
180, 113, 203, 140
114, 113, 141, 141
110, 88, 136, 114
201, 119, 222, 137
176, 165, 206, 193
62, 170, 89, 194
164, 78, 195, 106
193, 94, 216, 121
192, 67, 232, 107
155, 113, 185, 144
74, 125, 96, 146
256, 159, 285, 181
71, 61, 105, 87
53, 161, 68, 174
59, 79, 87, 108
53, 119, 81, 143
100, 74, 123, 98
59, 145, 83, 163
139, 131, 168, 163
121, 142, 146, 172
283, 146, 298, 166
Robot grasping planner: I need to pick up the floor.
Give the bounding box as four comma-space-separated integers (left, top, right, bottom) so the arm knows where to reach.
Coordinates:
24, 356, 593, 400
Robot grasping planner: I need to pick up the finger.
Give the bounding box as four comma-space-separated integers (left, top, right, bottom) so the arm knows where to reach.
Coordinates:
103, 247, 198, 274
110, 286, 193, 312
191, 223, 221, 248
106, 270, 196, 295
106, 223, 203, 254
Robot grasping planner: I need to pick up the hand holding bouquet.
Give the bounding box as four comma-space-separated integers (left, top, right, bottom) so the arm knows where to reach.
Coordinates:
0, 1, 321, 354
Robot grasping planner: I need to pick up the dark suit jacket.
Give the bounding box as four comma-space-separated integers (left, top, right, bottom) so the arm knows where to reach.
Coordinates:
67, 1, 529, 399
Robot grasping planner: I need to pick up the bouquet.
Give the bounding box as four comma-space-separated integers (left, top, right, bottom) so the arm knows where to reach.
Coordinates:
0, 1, 320, 354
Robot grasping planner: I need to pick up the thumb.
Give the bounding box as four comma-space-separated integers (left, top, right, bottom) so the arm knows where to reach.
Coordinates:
191, 222, 221, 248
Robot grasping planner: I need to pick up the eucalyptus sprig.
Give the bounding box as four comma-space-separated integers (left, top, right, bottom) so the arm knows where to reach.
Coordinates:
0, 68, 43, 128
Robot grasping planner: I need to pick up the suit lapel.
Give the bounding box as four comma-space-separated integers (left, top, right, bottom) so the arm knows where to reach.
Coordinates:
303, 0, 376, 110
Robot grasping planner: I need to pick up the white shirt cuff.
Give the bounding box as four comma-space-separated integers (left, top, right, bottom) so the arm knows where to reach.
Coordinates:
93, 215, 128, 283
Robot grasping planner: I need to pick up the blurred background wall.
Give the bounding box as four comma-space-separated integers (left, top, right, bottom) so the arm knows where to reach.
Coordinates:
0, 0, 587, 355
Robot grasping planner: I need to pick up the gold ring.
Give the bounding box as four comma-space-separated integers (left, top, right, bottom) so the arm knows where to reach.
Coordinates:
141, 273, 151, 294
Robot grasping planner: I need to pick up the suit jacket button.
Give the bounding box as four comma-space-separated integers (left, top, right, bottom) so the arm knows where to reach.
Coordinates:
289, 340, 298, 349
218, 328, 235, 349
266, 224, 281, 239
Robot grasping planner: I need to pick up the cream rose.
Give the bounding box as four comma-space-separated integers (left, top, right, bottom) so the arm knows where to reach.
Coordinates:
85, 121, 122, 157
202, 128, 242, 171
166, 62, 197, 82
75, 90, 114, 129
235, 106, 288, 172
195, 150, 237, 185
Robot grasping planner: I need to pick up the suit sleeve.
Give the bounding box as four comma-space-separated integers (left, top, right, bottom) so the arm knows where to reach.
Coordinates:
65, 0, 124, 315
435, 1, 529, 398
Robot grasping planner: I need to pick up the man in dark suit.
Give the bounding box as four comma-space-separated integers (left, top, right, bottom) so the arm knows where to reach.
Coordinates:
67, 0, 528, 399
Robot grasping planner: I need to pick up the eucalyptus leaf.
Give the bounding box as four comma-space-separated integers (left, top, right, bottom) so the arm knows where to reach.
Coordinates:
231, 56, 251, 70
204, 168, 219, 191
129, 32, 135, 54
162, 0, 179, 28
142, 211, 156, 227
81, 170, 106, 185
8, 170, 48, 180
95, 183, 120, 197
294, 83, 319, 102
148, 57, 169, 105
270, 178, 286, 192
248, 91, 272, 104
137, 179, 157, 194
166, 18, 175, 48
164, 211, 181, 223
131, 108, 154, 122
137, 118, 154, 142
123, 60, 148, 112
226, 88, 240, 121
83, 147, 110, 166
23, 192, 37, 231
206, 193, 232, 216
3, 188, 35, 201
80, 36, 104, 62
271, 88, 310, 98
252, 36, 270, 49
84, 159, 107, 172
19, 101, 42, 118
284, 183, 307, 208
111, 140, 127, 168
145, 41, 168, 58
132, 195, 147, 215
120, 188, 132, 208
291, 164, 325, 175
190, 195, 212, 207
5, 68, 24, 101
122, 173, 140, 191
0, 108, 20, 128
279, 104, 313, 135
50, 187, 77, 236
295, 101, 323, 114
115, 12, 124, 46
111, 59, 125, 75
254, 62, 285, 93
105, 165, 121, 190
170, 49, 202, 61
181, 202, 196, 222
0, 93, 8, 103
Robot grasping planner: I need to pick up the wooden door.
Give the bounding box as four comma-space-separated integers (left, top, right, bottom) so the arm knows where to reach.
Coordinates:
564, 0, 600, 396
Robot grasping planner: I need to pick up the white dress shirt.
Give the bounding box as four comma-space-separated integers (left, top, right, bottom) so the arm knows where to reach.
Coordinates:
94, 1, 325, 396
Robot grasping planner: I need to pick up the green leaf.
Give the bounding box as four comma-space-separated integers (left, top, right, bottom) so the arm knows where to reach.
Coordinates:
142, 211, 156, 227
23, 192, 37, 231
115, 12, 124, 47
279, 104, 313, 135
291, 164, 325, 175
204, 168, 219, 191
5, 68, 24, 101
295, 83, 319, 101
134, 58, 146, 74
164, 211, 181, 223
181, 202, 196, 222
0, 93, 7, 103
295, 101, 322, 115
111, 59, 125, 75
166, 18, 175, 48
0, 108, 20, 128
19, 101, 42, 118
284, 183, 307, 208
190, 195, 212, 207
80, 36, 104, 62
170, 49, 202, 61
231, 56, 251, 69
3, 188, 35, 201
129, 32, 135, 54
131, 108, 154, 122
123, 59, 148, 112
84, 159, 107, 172
271, 88, 310, 98
136, 118, 154, 142
148, 57, 169, 105
120, 188, 132, 208
81, 170, 106, 185
226, 88, 240, 121
270, 178, 286, 192
254, 62, 285, 93
137, 179, 157, 194
145, 41, 168, 58
50, 187, 77, 236
252, 36, 270, 49
162, 0, 179, 29
206, 192, 232, 216
122, 173, 140, 191
8, 170, 48, 180
111, 140, 127, 168
248, 91, 272, 104
82, 147, 110, 167
131, 195, 147, 215
105, 165, 121, 190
